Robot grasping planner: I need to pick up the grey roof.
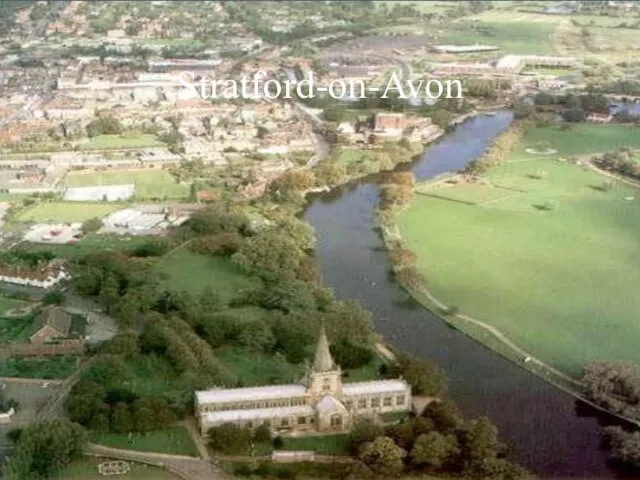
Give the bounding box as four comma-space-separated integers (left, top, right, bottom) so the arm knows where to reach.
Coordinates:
202, 405, 314, 423
315, 395, 343, 413
196, 384, 306, 405
312, 326, 336, 372
342, 379, 410, 397
36, 306, 72, 336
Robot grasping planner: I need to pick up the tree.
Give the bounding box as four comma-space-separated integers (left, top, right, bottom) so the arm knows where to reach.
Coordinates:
86, 116, 123, 137
387, 354, 446, 396
358, 436, 407, 477
253, 424, 272, 443
208, 423, 252, 455
3, 420, 87, 479
421, 400, 463, 434
605, 426, 640, 468
65, 380, 106, 426
232, 229, 304, 278
101, 332, 139, 358
237, 320, 275, 352
81, 217, 103, 234
350, 418, 384, 454
410, 431, 460, 469
458, 417, 503, 469
330, 340, 373, 370
42, 290, 65, 305
110, 402, 132, 434
471, 457, 531, 479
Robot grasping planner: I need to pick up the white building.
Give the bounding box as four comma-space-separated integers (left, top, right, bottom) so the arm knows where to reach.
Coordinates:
195, 328, 412, 435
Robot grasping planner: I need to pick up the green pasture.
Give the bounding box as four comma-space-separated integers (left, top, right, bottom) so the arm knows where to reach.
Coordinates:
398, 130, 640, 377
153, 250, 260, 303
16, 202, 121, 223
63, 170, 190, 200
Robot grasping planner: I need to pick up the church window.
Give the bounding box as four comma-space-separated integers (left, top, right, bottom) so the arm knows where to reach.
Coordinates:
330, 414, 342, 427
396, 395, 405, 406
281, 418, 289, 427
310, 418, 315, 424
264, 420, 271, 427
298, 416, 307, 425
358, 398, 367, 409
323, 379, 331, 391
345, 400, 353, 410
371, 397, 380, 408
383, 397, 392, 407
247, 421, 253, 428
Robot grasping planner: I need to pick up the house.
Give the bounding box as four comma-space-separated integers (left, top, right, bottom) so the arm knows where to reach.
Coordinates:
587, 112, 613, 123
30, 306, 73, 343
195, 328, 412, 435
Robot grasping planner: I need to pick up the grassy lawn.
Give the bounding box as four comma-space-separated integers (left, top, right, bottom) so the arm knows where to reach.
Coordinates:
60, 458, 180, 480
215, 345, 303, 387
398, 144, 640, 377
63, 170, 190, 200
280, 434, 351, 456
0, 296, 32, 316
0, 356, 78, 379
89, 427, 199, 457
337, 148, 370, 167
124, 354, 183, 398
343, 354, 387, 383
80, 134, 161, 151
16, 202, 122, 223
153, 250, 260, 303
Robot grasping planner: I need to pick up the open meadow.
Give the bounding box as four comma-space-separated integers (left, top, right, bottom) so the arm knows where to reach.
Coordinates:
63, 170, 190, 200
397, 125, 640, 377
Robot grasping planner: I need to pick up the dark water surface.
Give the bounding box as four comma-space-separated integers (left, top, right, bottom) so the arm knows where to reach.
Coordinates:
304, 112, 631, 478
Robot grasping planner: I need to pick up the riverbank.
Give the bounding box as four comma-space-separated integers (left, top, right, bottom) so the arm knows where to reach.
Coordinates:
376, 120, 640, 432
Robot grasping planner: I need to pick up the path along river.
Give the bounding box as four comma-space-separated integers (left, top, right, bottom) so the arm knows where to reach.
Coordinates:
303, 111, 632, 478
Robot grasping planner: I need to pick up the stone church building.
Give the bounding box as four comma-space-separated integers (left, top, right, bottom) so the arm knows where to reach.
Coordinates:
195, 328, 412, 435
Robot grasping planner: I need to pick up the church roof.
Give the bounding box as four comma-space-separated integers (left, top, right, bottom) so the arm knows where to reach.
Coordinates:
342, 379, 410, 396
196, 384, 306, 405
202, 405, 314, 423
312, 326, 336, 372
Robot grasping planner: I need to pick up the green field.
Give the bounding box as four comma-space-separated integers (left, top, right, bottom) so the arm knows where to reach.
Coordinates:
520, 124, 640, 156
438, 20, 558, 54
63, 170, 190, 200
0, 356, 78, 379
153, 250, 260, 303
17, 202, 122, 223
80, 134, 162, 151
89, 427, 198, 457
215, 345, 303, 387
60, 458, 180, 480
280, 434, 351, 456
397, 125, 640, 377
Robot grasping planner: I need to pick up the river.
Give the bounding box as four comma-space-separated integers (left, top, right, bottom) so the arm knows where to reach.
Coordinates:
303, 111, 631, 478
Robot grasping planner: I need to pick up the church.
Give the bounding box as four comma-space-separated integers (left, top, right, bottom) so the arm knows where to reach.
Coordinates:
195, 328, 412, 435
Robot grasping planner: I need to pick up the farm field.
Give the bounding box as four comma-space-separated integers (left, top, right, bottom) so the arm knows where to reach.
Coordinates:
16, 202, 122, 223
89, 427, 199, 457
153, 249, 260, 303
60, 458, 180, 480
397, 126, 640, 377
63, 170, 190, 200
79, 133, 162, 150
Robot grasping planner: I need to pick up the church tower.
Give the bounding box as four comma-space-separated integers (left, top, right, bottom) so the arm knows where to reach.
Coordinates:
306, 326, 343, 402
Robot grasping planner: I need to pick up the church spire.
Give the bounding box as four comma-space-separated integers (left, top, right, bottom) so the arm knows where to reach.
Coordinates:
313, 325, 336, 372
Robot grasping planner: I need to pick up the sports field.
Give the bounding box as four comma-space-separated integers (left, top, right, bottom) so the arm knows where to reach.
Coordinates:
63, 170, 190, 200
16, 202, 121, 223
80, 134, 161, 151
397, 125, 640, 377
